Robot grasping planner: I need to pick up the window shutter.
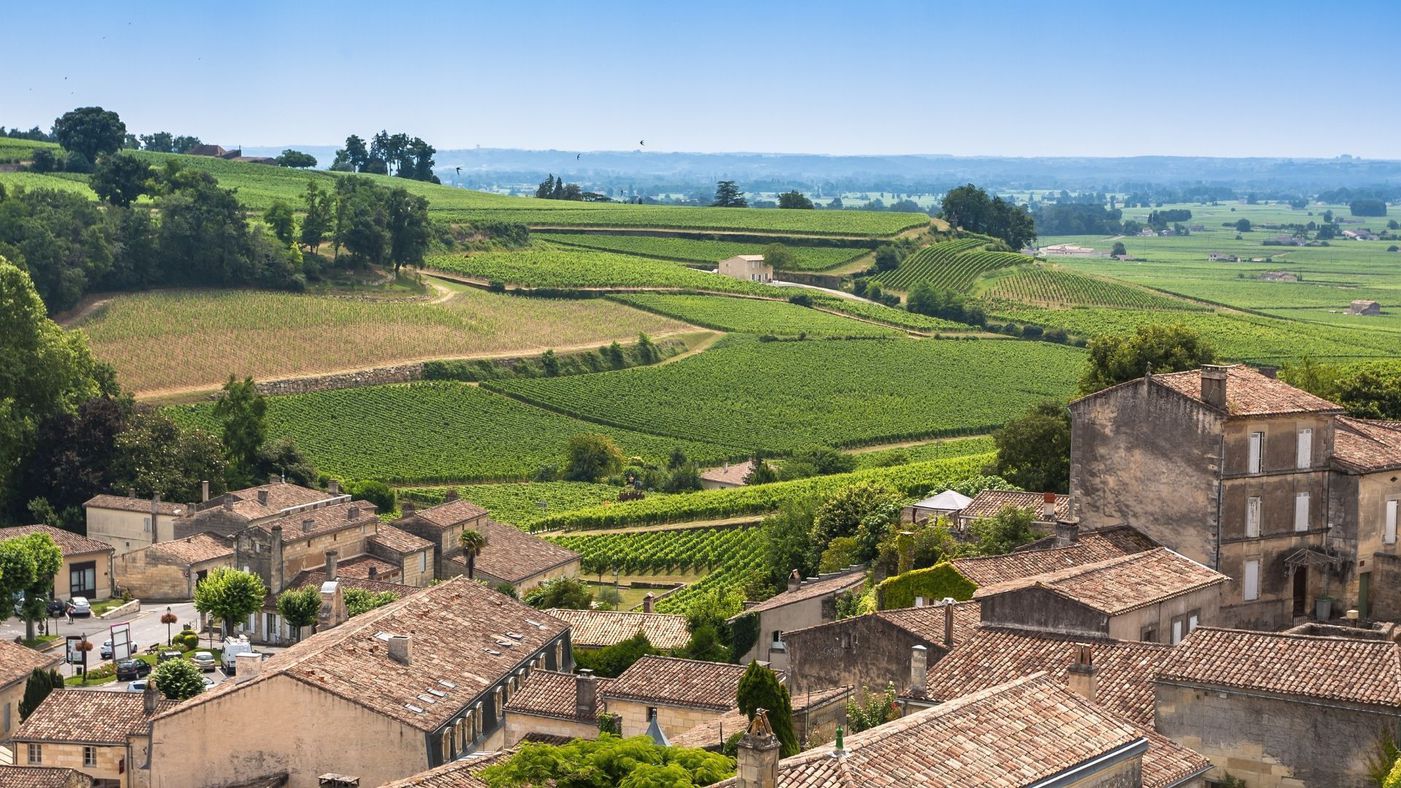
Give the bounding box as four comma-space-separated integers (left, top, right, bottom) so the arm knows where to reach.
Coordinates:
1246, 497, 1261, 538
1387, 500, 1398, 545
1296, 428, 1313, 468
1243, 560, 1260, 601
1248, 432, 1263, 474
1294, 493, 1310, 532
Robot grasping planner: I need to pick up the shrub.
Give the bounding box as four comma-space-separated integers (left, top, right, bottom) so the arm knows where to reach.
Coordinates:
152, 658, 204, 700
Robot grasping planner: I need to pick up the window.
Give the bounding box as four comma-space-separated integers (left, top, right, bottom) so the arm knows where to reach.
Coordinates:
1248, 432, 1264, 474
1387, 500, 1398, 546
143, 516, 152, 533
1245, 496, 1261, 538
265, 613, 278, 638
1294, 492, 1311, 532
1296, 428, 1313, 468
1140, 625, 1158, 643
1170, 616, 1185, 645
83, 746, 96, 768
69, 561, 97, 598
27, 743, 41, 765
1243, 560, 1260, 601
770, 630, 785, 652
1187, 609, 1200, 634
420, 552, 428, 573
646, 706, 658, 721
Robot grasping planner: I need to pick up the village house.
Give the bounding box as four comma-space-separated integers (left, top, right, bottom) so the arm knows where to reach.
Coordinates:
173, 479, 348, 541
599, 655, 751, 740
730, 567, 866, 670
953, 489, 1070, 533
0, 766, 94, 787
1155, 627, 1401, 787
1331, 416, 1401, 620
0, 526, 115, 603
901, 489, 971, 524
81, 496, 187, 558
544, 605, 690, 652
1347, 299, 1382, 315
501, 669, 611, 747
698, 460, 755, 490
948, 523, 1158, 587
671, 686, 852, 753
973, 547, 1228, 644
145, 578, 572, 788
717, 254, 773, 283
112, 533, 231, 601
440, 516, 579, 595
391, 497, 491, 579
1070, 364, 1344, 629
11, 685, 177, 788
0, 639, 63, 741
251, 551, 420, 645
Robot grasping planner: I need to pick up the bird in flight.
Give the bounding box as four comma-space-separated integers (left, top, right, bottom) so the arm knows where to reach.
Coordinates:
639, 140, 645, 147
576, 153, 581, 160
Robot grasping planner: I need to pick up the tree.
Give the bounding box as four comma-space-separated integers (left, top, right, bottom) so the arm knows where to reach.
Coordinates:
299, 182, 331, 252
564, 433, 624, 482
991, 401, 1071, 493
1111, 241, 1127, 257
479, 735, 734, 788
761, 243, 798, 271
1078, 323, 1215, 394
1235, 218, 1253, 233
940, 184, 1036, 249
90, 152, 153, 207
777, 190, 814, 209
263, 201, 296, 247
275, 149, 317, 169
212, 376, 266, 486
152, 658, 204, 701
968, 507, 1039, 555
819, 536, 861, 572
256, 437, 317, 487
1331, 365, 1401, 419
523, 576, 593, 610
681, 623, 730, 663
111, 409, 225, 503
386, 188, 430, 272
812, 482, 901, 562
460, 529, 488, 580
574, 631, 657, 677
52, 107, 126, 161
712, 180, 748, 208
18, 668, 63, 721
762, 497, 818, 588
874, 245, 902, 272
139, 132, 175, 153
193, 567, 267, 637
845, 683, 898, 733
737, 661, 799, 756
276, 586, 321, 642
5, 533, 62, 640
344, 588, 399, 616
331, 134, 369, 172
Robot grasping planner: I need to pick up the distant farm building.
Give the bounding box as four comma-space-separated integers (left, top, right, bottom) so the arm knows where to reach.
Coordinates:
1207, 252, 1238, 262
718, 254, 773, 283
1260, 271, 1298, 282
1037, 244, 1097, 257
699, 459, 756, 490
1347, 300, 1381, 316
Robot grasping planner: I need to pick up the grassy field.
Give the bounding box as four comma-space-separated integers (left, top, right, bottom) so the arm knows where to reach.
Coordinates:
537, 233, 866, 270
77, 284, 689, 396
486, 336, 1082, 452
608, 294, 900, 337
169, 382, 736, 484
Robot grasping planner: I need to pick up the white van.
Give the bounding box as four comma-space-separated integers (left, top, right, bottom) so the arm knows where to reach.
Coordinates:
221, 636, 256, 674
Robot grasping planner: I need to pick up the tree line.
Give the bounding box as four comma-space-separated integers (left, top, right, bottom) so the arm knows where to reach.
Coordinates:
330, 131, 439, 182
940, 184, 1037, 249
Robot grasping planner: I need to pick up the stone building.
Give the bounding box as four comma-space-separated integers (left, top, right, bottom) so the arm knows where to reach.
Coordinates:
1330, 416, 1401, 620
1347, 299, 1382, 316
0, 639, 63, 741
670, 686, 852, 753
730, 567, 866, 670
443, 516, 580, 595
81, 496, 187, 557
172, 480, 347, 541
11, 686, 176, 788
0, 526, 116, 603
145, 578, 572, 788
973, 547, 1228, 644
1071, 365, 1344, 629
717, 254, 773, 283
953, 489, 1070, 533
600, 655, 750, 740
1155, 627, 1401, 787
392, 498, 491, 579
949, 524, 1158, 587
113, 534, 232, 601
502, 669, 611, 746
250, 555, 420, 645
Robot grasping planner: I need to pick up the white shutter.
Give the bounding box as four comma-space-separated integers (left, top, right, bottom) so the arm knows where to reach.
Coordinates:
1171, 619, 1184, 644
1248, 432, 1263, 474
1294, 493, 1310, 532
1188, 611, 1199, 633
1296, 428, 1313, 469
1246, 497, 1261, 538
1386, 500, 1398, 545
1243, 560, 1260, 601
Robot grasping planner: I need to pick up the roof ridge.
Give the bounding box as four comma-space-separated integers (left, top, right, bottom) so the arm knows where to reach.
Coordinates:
1189, 625, 1401, 645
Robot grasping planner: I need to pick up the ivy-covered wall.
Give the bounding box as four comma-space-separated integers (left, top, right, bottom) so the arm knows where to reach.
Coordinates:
873, 562, 976, 610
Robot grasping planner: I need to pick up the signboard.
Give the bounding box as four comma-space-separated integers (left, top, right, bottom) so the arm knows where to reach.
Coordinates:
109, 622, 132, 662
64, 635, 84, 665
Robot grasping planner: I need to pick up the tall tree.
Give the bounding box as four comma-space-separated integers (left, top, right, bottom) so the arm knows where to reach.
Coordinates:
300, 182, 331, 253
386, 188, 430, 273
460, 529, 488, 580
276, 586, 321, 641
564, 433, 624, 482
263, 201, 296, 247
91, 153, 153, 207
193, 567, 268, 636
212, 376, 266, 486
712, 181, 748, 208
111, 409, 226, 502
275, 149, 317, 169
18, 668, 63, 721
991, 401, 1072, 493
138, 132, 175, 153
776, 190, 814, 209
736, 661, 799, 756
1079, 323, 1216, 394
940, 183, 1036, 249
52, 107, 126, 161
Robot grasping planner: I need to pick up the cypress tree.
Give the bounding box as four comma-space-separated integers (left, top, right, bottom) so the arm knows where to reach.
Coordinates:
736, 661, 799, 755
19, 668, 64, 721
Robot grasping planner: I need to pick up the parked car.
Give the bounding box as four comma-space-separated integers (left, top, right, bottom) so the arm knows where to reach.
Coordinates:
100, 640, 113, 660
68, 597, 92, 618
157, 650, 182, 663
46, 599, 65, 618
116, 659, 151, 681
126, 679, 147, 693
191, 652, 217, 672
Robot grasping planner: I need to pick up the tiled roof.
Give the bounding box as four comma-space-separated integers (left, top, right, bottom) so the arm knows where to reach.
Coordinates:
378, 751, 508, 788
545, 608, 690, 650
250, 500, 378, 540
1014, 524, 1159, 555
408, 499, 489, 530
699, 460, 755, 486
1139, 727, 1214, 788
83, 494, 186, 517
140, 533, 233, 565
733, 568, 866, 618
504, 670, 613, 721
604, 655, 750, 711
201, 482, 342, 523
1149, 365, 1343, 417
1157, 627, 1401, 707
369, 524, 434, 555
461, 519, 578, 584
158, 577, 569, 732
334, 555, 399, 580
1334, 417, 1401, 473
13, 689, 177, 745
973, 548, 1229, 616
672, 687, 852, 751
0, 766, 95, 788
874, 600, 982, 647
957, 489, 1069, 522
951, 528, 1154, 586
0, 639, 63, 690
0, 525, 113, 556
920, 626, 1171, 725
712, 674, 1144, 788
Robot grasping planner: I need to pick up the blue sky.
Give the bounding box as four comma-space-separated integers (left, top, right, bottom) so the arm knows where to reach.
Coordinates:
5, 0, 1398, 157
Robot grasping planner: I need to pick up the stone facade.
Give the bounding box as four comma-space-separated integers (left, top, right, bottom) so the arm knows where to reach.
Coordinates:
978, 582, 1221, 644
17, 740, 126, 787
502, 713, 598, 748
784, 614, 947, 696
116, 545, 230, 601
606, 698, 725, 740
85, 506, 179, 558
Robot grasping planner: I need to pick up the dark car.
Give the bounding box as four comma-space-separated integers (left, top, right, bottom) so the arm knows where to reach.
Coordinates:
157, 650, 182, 663
116, 659, 151, 682
46, 599, 65, 618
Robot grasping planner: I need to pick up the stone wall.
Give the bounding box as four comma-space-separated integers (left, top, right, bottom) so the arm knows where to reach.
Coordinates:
254, 363, 425, 397
503, 713, 598, 747
118, 549, 231, 601
980, 587, 1108, 638
12, 740, 124, 785
605, 698, 726, 740
784, 614, 947, 696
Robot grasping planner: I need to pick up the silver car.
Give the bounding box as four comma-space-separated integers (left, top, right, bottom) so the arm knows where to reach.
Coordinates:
191, 652, 217, 672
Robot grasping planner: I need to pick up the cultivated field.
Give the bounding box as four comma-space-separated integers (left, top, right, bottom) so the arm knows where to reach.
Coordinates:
609, 294, 900, 336
537, 233, 866, 270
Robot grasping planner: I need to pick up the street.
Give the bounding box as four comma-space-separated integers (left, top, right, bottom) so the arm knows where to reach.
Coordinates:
3, 601, 203, 678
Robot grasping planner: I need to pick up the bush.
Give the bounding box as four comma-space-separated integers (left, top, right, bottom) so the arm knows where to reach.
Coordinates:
64, 151, 93, 173
152, 658, 204, 700
874, 562, 977, 610
788, 293, 813, 308
174, 629, 200, 651
344, 479, 395, 512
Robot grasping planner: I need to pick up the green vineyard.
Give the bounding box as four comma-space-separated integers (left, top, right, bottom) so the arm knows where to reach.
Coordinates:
980, 267, 1203, 310
549, 524, 762, 576
537, 233, 864, 271
880, 240, 1034, 292
608, 294, 899, 337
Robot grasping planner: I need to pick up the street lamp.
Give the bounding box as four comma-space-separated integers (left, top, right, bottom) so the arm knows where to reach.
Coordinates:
161, 607, 178, 646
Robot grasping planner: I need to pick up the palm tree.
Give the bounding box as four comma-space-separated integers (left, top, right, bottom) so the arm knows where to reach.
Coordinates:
460, 530, 488, 580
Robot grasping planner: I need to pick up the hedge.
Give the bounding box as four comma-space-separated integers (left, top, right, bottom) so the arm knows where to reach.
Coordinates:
874, 562, 977, 610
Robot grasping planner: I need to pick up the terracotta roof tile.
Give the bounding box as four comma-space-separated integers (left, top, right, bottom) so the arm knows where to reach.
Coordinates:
409, 499, 489, 530
377, 751, 508, 788
334, 555, 399, 580
139, 533, 233, 565
951, 528, 1155, 586
733, 569, 866, 618
0, 525, 113, 557
957, 489, 1069, 522
504, 670, 613, 721
1139, 727, 1214, 788
0, 640, 62, 691
604, 655, 750, 711
545, 608, 690, 650
1334, 417, 1401, 473
13, 689, 177, 745
83, 494, 186, 517
369, 524, 434, 555
0, 766, 95, 788
973, 548, 1229, 616
699, 460, 755, 487
874, 600, 982, 646
191, 482, 344, 524
463, 519, 578, 584
1156, 627, 1401, 707
1150, 365, 1343, 417
251, 500, 379, 540
158, 577, 569, 732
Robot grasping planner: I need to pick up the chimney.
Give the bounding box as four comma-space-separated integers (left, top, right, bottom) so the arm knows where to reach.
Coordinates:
910, 644, 928, 692
642, 593, 655, 614
347, 505, 360, 520
318, 579, 346, 629
787, 569, 802, 593
736, 709, 781, 788
401, 501, 416, 517
328, 479, 340, 496
223, 495, 235, 511
143, 676, 159, 715
1067, 643, 1098, 703
1055, 516, 1081, 548
575, 669, 598, 719
1200, 365, 1229, 410
387, 635, 412, 665
1041, 491, 1057, 522
324, 550, 339, 580
368, 565, 378, 580
942, 597, 956, 647
302, 518, 315, 534
201, 480, 210, 503
151, 495, 162, 544
444, 489, 459, 502
257, 489, 269, 506
234, 652, 263, 682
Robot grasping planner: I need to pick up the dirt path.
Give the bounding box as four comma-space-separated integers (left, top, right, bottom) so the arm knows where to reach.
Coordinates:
54, 295, 116, 327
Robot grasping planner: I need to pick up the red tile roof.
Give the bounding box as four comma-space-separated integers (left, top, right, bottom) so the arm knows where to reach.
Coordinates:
139, 533, 233, 565
1150, 365, 1342, 417
957, 490, 1069, 522
369, 524, 434, 555
251, 500, 379, 540
545, 608, 690, 650
461, 519, 578, 584
604, 655, 750, 711
733, 568, 866, 617
0, 766, 95, 788
1157, 627, 1401, 708
504, 670, 614, 721
1138, 727, 1215, 788
198, 482, 343, 523
334, 555, 399, 580
699, 460, 755, 487
0, 525, 113, 557
873, 600, 982, 647
83, 494, 186, 517
1334, 417, 1401, 473
408, 499, 489, 530
377, 751, 508, 788
973, 548, 1229, 616
12, 689, 177, 745
0, 640, 63, 690
951, 528, 1155, 586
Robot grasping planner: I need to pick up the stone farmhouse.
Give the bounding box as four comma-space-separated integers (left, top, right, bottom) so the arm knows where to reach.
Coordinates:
730, 567, 866, 671
82, 495, 187, 558
1348, 299, 1382, 316
11, 685, 176, 788
0, 526, 115, 603
501, 669, 611, 747
717, 254, 773, 283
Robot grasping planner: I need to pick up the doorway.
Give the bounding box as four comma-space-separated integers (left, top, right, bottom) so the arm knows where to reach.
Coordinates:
1292, 566, 1309, 618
